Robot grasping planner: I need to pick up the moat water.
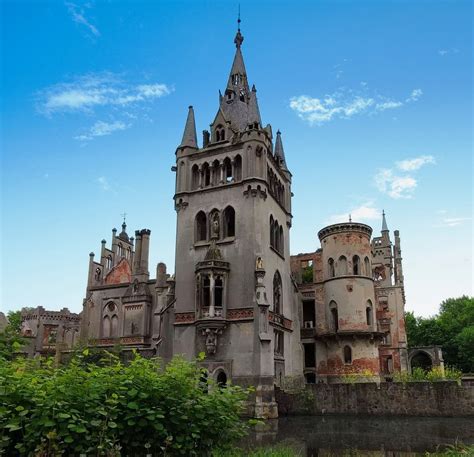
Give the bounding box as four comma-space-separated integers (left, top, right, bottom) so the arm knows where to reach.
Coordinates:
246, 416, 474, 455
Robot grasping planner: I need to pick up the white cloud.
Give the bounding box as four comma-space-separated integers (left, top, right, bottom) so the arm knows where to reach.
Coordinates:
438, 48, 460, 57
97, 176, 110, 191
396, 155, 436, 171
327, 203, 381, 225
290, 87, 422, 125
406, 88, 423, 102
65, 2, 100, 37
38, 73, 172, 115
374, 154, 436, 199
440, 217, 471, 227
74, 120, 130, 141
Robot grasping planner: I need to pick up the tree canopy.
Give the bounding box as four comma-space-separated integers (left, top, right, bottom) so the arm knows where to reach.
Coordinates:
406, 296, 474, 373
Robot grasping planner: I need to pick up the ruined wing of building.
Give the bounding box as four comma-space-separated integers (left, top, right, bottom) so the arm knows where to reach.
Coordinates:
18, 25, 443, 418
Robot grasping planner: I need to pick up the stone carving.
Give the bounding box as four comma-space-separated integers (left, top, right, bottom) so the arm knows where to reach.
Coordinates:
202, 328, 222, 355
211, 212, 220, 239
256, 256, 264, 270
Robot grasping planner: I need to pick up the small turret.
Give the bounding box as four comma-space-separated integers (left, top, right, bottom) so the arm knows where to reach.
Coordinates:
274, 130, 287, 169
178, 106, 198, 151
382, 210, 389, 233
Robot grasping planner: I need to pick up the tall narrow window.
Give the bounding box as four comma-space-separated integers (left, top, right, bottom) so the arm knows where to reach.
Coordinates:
103, 316, 111, 337
329, 301, 338, 332
234, 155, 242, 181
212, 160, 220, 186
366, 300, 373, 326
279, 226, 284, 255
215, 276, 223, 308
273, 271, 282, 315
270, 215, 275, 248
344, 345, 352, 364
192, 164, 199, 189
352, 255, 360, 275
328, 258, 335, 278
223, 206, 235, 238
223, 158, 232, 182
202, 163, 211, 187
364, 257, 371, 276
111, 315, 119, 337
338, 256, 347, 276
195, 211, 207, 242
202, 275, 211, 308
274, 330, 284, 356
273, 220, 280, 252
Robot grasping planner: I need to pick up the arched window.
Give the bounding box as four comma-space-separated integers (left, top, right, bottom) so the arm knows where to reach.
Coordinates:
344, 345, 352, 364
338, 256, 347, 276
103, 315, 111, 337
273, 220, 280, 252
195, 211, 207, 242
111, 315, 119, 337
223, 157, 232, 183
234, 155, 242, 181
329, 301, 338, 332
202, 163, 211, 187
273, 271, 282, 315
366, 300, 373, 326
202, 275, 211, 308
212, 160, 220, 186
126, 247, 131, 259
279, 225, 284, 255
223, 206, 235, 238
328, 258, 335, 278
215, 276, 223, 308
95, 267, 102, 281
364, 257, 371, 276
191, 164, 199, 189
106, 255, 112, 270
215, 124, 225, 142
118, 244, 124, 257
270, 216, 275, 248
352, 255, 360, 275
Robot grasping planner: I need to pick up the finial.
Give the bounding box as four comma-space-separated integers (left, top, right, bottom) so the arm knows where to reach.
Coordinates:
349, 214, 352, 222
234, 5, 244, 48
121, 212, 127, 224
382, 209, 389, 232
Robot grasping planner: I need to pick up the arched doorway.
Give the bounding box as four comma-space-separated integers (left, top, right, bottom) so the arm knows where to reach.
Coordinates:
410, 351, 433, 372
216, 370, 227, 388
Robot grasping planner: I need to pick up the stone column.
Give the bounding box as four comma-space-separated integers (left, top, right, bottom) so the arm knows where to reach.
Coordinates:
209, 273, 215, 317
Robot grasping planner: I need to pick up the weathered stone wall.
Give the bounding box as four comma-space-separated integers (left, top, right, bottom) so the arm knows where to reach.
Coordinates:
276, 381, 474, 417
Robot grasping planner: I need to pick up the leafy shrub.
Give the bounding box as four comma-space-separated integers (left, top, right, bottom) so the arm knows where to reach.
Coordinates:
0, 351, 249, 456
393, 366, 462, 383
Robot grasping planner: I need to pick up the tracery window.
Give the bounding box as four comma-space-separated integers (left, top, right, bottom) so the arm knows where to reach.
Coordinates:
102, 302, 119, 338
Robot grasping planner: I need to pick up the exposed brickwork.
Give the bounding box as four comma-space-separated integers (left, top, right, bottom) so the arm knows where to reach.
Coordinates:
104, 258, 132, 285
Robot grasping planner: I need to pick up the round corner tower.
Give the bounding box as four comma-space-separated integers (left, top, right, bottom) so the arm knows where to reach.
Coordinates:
317, 222, 381, 382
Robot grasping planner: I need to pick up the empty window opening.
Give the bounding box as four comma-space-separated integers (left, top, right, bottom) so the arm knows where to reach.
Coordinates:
191, 164, 199, 190
195, 211, 207, 242
353, 255, 360, 275
274, 330, 284, 356
216, 370, 227, 388
202, 275, 211, 308
202, 164, 211, 187
364, 257, 371, 276
329, 301, 338, 332
302, 260, 313, 284
224, 158, 232, 182
344, 345, 352, 364
302, 300, 315, 328
338, 256, 347, 276
223, 206, 235, 238
234, 155, 242, 181
304, 343, 316, 368
366, 300, 373, 326
305, 373, 316, 384
214, 276, 223, 308
328, 258, 335, 278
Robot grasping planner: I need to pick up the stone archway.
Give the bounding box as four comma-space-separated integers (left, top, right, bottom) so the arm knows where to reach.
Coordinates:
410, 350, 433, 372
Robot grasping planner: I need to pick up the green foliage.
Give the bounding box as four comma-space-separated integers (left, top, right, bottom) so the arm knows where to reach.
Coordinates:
0, 312, 26, 361
405, 296, 474, 373
393, 366, 462, 383
425, 442, 474, 456
301, 264, 313, 284
0, 353, 249, 456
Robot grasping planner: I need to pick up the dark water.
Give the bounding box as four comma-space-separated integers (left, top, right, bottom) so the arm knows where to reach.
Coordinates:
247, 416, 474, 456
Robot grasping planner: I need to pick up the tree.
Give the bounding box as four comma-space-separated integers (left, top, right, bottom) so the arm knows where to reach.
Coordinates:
406, 296, 474, 373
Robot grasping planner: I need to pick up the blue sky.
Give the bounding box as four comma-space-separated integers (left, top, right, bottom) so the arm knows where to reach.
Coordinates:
1, 0, 472, 317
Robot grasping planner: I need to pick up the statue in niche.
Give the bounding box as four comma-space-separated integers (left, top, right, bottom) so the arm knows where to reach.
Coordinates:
211, 213, 220, 239
256, 257, 264, 270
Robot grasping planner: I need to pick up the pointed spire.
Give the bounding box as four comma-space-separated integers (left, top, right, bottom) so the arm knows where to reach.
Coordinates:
234, 5, 244, 49
382, 210, 389, 232
274, 130, 287, 168
179, 106, 198, 149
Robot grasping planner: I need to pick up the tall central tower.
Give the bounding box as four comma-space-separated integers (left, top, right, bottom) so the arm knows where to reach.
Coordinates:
172, 25, 302, 418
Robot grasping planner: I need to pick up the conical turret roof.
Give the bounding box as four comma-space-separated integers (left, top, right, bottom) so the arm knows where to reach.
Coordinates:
179, 106, 198, 149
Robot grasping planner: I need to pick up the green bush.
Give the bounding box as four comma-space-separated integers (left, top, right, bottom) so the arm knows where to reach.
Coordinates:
393, 366, 462, 383
0, 351, 249, 455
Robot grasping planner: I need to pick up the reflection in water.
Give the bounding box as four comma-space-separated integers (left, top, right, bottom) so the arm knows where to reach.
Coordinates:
247, 416, 474, 456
